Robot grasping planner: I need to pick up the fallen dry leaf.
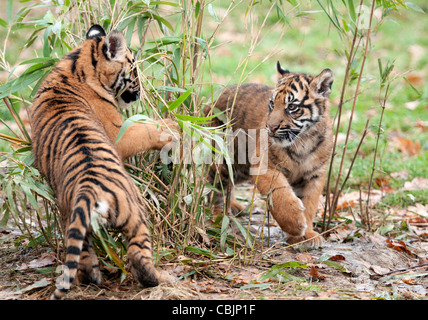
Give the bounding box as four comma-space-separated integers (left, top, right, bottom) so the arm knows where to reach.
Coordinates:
0, 291, 18, 300
390, 169, 409, 180
336, 199, 357, 211
309, 265, 326, 280
335, 189, 384, 210
391, 136, 421, 156
375, 177, 393, 193
15, 278, 51, 294
185, 280, 230, 294
371, 265, 390, 275
415, 119, 428, 132
16, 252, 56, 271
328, 254, 346, 261
295, 252, 313, 263
317, 290, 338, 298
386, 239, 416, 257
401, 277, 417, 285
368, 233, 388, 244
407, 203, 428, 219
403, 177, 428, 191
404, 100, 419, 110
405, 74, 424, 87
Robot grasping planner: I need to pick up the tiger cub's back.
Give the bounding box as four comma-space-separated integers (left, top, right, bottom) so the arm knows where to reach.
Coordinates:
205, 83, 273, 131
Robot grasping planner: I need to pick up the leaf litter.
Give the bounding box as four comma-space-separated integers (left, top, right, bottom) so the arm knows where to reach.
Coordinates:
1, 176, 428, 300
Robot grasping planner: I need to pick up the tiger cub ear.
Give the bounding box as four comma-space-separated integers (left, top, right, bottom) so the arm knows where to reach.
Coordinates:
311, 68, 334, 98
103, 30, 127, 61
276, 61, 289, 78
86, 24, 106, 39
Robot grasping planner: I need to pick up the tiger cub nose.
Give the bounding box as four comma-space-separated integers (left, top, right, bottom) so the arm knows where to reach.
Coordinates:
267, 123, 280, 133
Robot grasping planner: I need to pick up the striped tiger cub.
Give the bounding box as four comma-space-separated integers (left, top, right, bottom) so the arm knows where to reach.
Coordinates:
205, 62, 334, 247
30, 25, 177, 299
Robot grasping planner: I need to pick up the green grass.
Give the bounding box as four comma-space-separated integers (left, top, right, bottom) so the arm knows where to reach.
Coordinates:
381, 190, 427, 208
199, 1, 427, 201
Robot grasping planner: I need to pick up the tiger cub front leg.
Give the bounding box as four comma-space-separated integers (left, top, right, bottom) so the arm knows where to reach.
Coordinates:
115, 119, 180, 160
254, 168, 307, 241
294, 174, 326, 247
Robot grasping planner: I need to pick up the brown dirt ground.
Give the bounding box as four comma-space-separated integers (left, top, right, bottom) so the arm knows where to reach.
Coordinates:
1, 216, 427, 300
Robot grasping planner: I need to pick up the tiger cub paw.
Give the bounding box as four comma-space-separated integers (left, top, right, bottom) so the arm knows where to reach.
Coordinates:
76, 266, 102, 285
287, 230, 323, 248
230, 200, 246, 216
304, 230, 324, 247
158, 270, 176, 284
272, 196, 307, 239
152, 119, 180, 150
211, 200, 246, 220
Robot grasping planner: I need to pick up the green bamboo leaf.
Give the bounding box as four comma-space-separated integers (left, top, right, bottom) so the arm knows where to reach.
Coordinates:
21, 184, 39, 209
212, 133, 234, 185
405, 2, 425, 13
0, 18, 8, 28
167, 85, 193, 111
174, 112, 224, 123
240, 283, 271, 290
0, 69, 45, 99
43, 26, 51, 57
147, 35, 181, 46
19, 57, 58, 66
184, 245, 221, 259
18, 179, 55, 203
271, 261, 307, 269
259, 261, 307, 282
230, 216, 252, 247
125, 17, 136, 46
194, 36, 208, 54
155, 86, 187, 93
195, 1, 201, 17
347, 0, 356, 23
220, 215, 229, 251
207, 3, 219, 23
115, 114, 153, 144
151, 13, 174, 31
0, 208, 10, 227
6, 0, 12, 24
149, 1, 178, 7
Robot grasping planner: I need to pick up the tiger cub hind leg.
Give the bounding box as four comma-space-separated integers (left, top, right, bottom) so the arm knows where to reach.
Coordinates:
209, 163, 247, 219
76, 237, 102, 285
122, 202, 174, 287
51, 192, 170, 299
212, 197, 247, 220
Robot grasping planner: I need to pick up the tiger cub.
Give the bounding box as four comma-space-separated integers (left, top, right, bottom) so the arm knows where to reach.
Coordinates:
205, 62, 334, 247
30, 25, 178, 299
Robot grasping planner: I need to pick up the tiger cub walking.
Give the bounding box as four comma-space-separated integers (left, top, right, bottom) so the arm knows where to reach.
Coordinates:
30, 25, 177, 299
206, 62, 334, 247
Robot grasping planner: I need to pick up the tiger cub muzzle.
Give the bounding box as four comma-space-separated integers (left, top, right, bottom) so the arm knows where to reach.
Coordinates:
266, 122, 301, 143
114, 67, 140, 106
